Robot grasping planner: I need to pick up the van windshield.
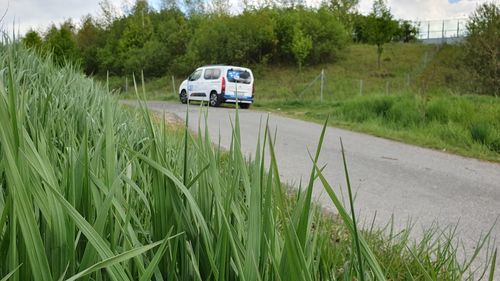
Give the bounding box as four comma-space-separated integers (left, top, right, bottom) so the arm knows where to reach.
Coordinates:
226, 69, 252, 84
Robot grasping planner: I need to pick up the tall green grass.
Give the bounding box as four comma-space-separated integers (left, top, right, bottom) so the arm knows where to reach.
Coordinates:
0, 43, 496, 280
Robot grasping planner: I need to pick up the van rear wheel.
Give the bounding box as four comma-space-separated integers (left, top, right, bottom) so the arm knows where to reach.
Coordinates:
209, 92, 221, 107
239, 103, 250, 109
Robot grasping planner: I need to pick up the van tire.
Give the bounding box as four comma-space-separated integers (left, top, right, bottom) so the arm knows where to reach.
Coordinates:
180, 90, 188, 104
209, 91, 221, 107
239, 103, 250, 109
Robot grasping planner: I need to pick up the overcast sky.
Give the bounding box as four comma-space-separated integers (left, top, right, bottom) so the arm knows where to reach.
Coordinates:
0, 0, 497, 35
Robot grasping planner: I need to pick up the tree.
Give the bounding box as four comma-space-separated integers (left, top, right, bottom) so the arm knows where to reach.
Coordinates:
209, 0, 230, 15
395, 20, 419, 43
291, 26, 312, 71
364, 0, 398, 69
323, 0, 358, 30
160, 0, 179, 10
464, 2, 499, 96
299, 7, 349, 64
184, 0, 205, 15
22, 30, 43, 50
77, 15, 104, 75
118, 0, 154, 74
98, 0, 119, 27
44, 21, 81, 66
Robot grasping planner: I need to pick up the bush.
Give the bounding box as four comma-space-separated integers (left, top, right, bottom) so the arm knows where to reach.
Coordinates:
463, 3, 500, 96
387, 97, 421, 127
432, 122, 471, 148
426, 98, 450, 123
490, 137, 500, 153
371, 96, 393, 117
470, 121, 492, 144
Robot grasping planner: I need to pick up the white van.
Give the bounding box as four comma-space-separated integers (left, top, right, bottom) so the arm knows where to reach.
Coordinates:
178, 65, 254, 108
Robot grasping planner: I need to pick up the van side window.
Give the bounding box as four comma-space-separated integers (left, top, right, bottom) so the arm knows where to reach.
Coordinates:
189, 69, 202, 81
204, 68, 221, 80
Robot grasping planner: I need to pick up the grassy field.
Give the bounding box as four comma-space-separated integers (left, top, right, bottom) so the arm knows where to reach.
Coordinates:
118, 43, 500, 162
1, 44, 497, 279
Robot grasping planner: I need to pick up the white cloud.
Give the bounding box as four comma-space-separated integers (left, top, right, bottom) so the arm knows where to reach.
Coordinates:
358, 0, 497, 20
0, 0, 123, 35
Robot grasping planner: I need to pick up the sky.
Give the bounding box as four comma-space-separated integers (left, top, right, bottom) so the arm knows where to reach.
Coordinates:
0, 0, 497, 35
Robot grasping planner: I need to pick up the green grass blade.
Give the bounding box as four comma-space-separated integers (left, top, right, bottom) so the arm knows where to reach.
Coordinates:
296, 117, 329, 246
21, 132, 129, 281
0, 264, 22, 281
340, 138, 365, 281
489, 248, 497, 281
313, 160, 386, 280
66, 238, 174, 281
139, 232, 178, 281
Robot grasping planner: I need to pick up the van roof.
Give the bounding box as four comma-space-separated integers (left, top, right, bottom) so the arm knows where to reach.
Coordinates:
200, 65, 252, 71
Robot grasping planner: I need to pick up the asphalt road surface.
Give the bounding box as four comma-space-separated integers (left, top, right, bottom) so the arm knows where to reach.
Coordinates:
124, 100, 500, 273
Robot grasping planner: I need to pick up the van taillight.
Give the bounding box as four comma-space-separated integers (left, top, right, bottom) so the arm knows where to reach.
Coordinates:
221, 77, 226, 94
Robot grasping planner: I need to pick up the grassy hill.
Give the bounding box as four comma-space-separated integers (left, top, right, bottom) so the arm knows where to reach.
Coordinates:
118, 43, 454, 100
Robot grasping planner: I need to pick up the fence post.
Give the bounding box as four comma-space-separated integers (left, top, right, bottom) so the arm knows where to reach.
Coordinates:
442, 20, 445, 43
125, 77, 128, 92
171, 76, 176, 97
320, 69, 324, 103
359, 79, 363, 96
406, 74, 410, 87
386, 81, 390, 95
427, 22, 430, 40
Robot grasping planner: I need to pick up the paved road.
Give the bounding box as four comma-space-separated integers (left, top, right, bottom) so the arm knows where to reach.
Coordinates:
124, 100, 500, 273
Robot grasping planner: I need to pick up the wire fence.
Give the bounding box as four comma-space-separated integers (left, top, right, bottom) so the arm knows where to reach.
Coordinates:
413, 18, 468, 44
289, 46, 444, 102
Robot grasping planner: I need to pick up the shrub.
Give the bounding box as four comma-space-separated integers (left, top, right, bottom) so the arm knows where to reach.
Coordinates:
387, 97, 421, 127
490, 137, 500, 153
371, 96, 393, 117
425, 98, 450, 123
463, 3, 500, 96
470, 121, 492, 144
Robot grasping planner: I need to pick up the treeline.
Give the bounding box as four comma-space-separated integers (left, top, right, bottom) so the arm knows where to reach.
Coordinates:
21, 0, 418, 78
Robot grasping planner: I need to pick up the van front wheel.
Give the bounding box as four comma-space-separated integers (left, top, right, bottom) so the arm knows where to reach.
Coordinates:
180, 90, 187, 104
209, 92, 221, 107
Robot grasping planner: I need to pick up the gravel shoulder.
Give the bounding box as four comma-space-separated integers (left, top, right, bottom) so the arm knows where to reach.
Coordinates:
123, 100, 500, 272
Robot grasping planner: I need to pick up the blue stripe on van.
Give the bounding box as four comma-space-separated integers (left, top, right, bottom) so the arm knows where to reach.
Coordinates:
223, 95, 253, 101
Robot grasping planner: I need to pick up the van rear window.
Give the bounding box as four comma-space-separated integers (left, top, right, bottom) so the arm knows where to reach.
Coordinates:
227, 69, 251, 84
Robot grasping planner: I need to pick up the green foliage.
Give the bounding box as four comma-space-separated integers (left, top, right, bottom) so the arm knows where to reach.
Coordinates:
322, 0, 359, 30
299, 7, 349, 63
291, 26, 312, 71
395, 20, 419, 43
464, 2, 500, 96
44, 21, 81, 66
22, 5, 348, 78
21, 30, 43, 50
470, 121, 492, 145
77, 15, 105, 75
